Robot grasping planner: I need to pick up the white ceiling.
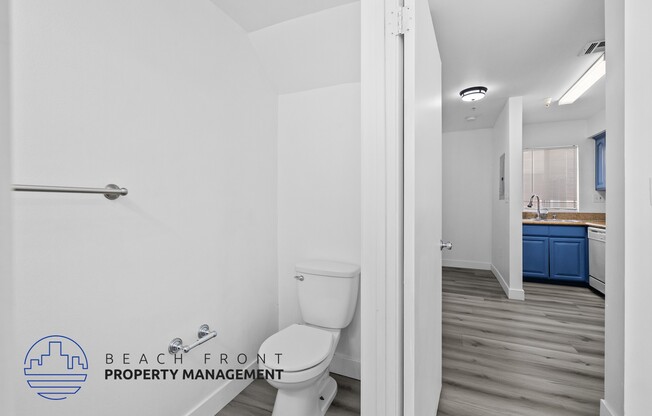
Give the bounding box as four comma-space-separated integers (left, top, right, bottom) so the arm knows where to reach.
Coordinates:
429, 0, 606, 132
249, 3, 361, 94
209, 0, 358, 32
209, 0, 604, 130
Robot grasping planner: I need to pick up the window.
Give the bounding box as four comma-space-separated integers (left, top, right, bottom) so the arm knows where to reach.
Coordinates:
523, 146, 579, 210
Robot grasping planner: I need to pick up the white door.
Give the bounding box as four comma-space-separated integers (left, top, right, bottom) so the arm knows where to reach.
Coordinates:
402, 0, 443, 414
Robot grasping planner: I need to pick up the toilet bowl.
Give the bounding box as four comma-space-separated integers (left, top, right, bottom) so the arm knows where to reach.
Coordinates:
258, 260, 360, 416
259, 324, 340, 416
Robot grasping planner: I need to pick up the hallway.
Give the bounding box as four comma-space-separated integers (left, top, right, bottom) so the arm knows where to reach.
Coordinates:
437, 267, 605, 416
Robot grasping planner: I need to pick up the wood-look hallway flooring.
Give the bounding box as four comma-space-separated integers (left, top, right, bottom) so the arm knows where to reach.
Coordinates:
216, 267, 604, 416
216, 373, 360, 416
437, 267, 605, 416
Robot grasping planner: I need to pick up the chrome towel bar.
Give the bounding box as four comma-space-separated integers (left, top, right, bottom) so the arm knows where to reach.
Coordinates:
169, 324, 217, 354
12, 183, 128, 200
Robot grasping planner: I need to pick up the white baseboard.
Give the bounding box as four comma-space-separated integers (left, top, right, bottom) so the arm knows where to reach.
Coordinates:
184, 361, 256, 416
433, 381, 442, 415
329, 353, 360, 380
490, 264, 525, 300
600, 399, 618, 416
442, 259, 491, 270
509, 287, 525, 300
491, 264, 510, 297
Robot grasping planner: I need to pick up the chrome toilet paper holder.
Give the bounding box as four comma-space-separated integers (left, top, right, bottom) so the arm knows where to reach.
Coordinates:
169, 324, 217, 354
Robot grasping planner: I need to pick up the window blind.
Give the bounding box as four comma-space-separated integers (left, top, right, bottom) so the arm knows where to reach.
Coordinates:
523, 146, 579, 210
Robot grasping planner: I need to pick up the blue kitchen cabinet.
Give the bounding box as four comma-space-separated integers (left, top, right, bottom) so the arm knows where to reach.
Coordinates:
522, 225, 588, 284
523, 237, 549, 278
549, 237, 587, 282
593, 132, 606, 191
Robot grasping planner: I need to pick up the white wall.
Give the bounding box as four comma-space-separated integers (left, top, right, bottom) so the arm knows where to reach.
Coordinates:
442, 128, 492, 270
588, 109, 606, 137
0, 0, 14, 414
249, 2, 361, 94
492, 107, 510, 288
277, 83, 361, 379
11, 1, 278, 415
602, 2, 652, 415
491, 97, 524, 300
523, 119, 606, 213
621, 1, 652, 414
249, 4, 362, 379
602, 0, 625, 414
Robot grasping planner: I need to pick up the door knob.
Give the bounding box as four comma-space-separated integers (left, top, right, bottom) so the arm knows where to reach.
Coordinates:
440, 240, 453, 251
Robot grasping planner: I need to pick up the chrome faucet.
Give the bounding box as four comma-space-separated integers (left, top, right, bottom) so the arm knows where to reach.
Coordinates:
527, 194, 542, 220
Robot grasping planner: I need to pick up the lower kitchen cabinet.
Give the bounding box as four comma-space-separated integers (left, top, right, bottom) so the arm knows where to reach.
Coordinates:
523, 236, 549, 278
549, 237, 587, 282
522, 225, 588, 284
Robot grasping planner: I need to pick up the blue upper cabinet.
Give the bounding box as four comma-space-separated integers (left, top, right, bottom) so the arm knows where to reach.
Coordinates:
593, 132, 606, 191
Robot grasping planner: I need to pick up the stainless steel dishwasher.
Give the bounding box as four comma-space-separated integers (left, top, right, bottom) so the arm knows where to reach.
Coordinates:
588, 227, 606, 294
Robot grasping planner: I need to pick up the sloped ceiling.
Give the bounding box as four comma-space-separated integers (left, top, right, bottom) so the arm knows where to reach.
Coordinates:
248, 2, 361, 94
209, 0, 358, 32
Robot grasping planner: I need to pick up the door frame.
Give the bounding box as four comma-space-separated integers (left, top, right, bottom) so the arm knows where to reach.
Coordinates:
0, 0, 14, 413
360, 0, 405, 414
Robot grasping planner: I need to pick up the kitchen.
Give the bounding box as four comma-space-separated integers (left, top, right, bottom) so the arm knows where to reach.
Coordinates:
521, 121, 607, 295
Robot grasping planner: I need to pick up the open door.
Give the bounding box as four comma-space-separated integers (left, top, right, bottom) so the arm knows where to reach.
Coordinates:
403, 0, 443, 414
361, 0, 443, 413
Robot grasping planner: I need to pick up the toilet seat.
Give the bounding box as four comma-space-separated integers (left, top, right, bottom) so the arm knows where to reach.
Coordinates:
259, 324, 334, 372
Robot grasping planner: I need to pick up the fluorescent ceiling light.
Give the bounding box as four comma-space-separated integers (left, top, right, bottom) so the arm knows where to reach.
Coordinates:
558, 54, 605, 105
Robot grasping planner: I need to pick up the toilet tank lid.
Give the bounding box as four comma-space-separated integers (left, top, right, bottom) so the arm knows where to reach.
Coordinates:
295, 260, 360, 278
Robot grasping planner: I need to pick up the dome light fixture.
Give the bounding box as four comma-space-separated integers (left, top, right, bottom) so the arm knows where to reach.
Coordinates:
459, 86, 488, 102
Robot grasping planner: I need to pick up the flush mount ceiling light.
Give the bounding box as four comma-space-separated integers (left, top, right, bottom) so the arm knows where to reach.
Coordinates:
558, 54, 605, 105
459, 86, 487, 102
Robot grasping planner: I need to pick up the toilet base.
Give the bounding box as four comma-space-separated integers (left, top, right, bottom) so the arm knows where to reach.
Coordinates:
318, 375, 337, 414
271, 372, 338, 416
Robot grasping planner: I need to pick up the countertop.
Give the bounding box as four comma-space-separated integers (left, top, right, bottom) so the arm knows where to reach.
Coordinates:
522, 219, 606, 229
522, 212, 606, 229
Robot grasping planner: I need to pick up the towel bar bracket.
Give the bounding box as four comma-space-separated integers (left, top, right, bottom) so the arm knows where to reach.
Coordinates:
103, 184, 123, 200
169, 338, 183, 355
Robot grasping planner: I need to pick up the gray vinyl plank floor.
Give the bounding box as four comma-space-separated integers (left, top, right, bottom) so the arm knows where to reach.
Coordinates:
217, 267, 604, 416
437, 267, 605, 416
216, 373, 360, 416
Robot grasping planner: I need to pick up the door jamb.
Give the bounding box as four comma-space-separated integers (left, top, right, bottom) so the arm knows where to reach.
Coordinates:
361, 0, 404, 414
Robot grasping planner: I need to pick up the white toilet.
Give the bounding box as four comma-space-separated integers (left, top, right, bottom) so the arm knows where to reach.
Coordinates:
258, 260, 360, 416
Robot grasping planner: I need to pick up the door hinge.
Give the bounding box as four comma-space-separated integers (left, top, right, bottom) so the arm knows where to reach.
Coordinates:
388, 6, 412, 36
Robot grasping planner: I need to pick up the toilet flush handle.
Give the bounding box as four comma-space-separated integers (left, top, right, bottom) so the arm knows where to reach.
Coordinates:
294, 274, 304, 281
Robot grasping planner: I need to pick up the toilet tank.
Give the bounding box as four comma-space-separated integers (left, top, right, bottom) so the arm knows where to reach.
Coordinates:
295, 260, 360, 329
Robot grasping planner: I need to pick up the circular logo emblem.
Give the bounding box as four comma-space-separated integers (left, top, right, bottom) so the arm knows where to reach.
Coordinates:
23, 335, 88, 400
